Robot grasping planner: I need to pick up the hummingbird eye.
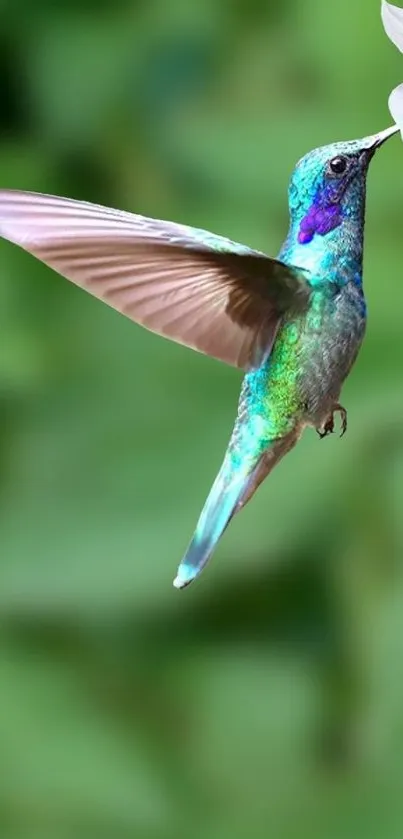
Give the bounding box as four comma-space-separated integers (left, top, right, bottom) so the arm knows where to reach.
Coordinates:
328, 155, 349, 175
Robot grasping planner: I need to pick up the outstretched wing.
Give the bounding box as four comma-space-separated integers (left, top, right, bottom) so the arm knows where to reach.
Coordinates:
0, 190, 310, 370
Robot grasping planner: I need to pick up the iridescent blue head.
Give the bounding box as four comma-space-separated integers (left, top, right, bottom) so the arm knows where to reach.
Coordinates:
287, 125, 398, 248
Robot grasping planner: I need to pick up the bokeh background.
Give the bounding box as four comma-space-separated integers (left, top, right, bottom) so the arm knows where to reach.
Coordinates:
1, 0, 403, 836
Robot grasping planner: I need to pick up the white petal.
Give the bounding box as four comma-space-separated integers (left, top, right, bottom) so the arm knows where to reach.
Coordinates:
388, 83, 403, 137
382, 0, 403, 52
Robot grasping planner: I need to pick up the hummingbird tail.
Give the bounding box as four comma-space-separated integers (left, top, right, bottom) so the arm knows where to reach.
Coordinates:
173, 429, 299, 590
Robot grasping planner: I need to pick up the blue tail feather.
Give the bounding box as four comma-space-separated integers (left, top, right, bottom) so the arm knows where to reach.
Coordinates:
173, 426, 300, 589
173, 451, 261, 590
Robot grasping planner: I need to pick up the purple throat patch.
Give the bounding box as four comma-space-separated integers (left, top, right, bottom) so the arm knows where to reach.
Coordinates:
298, 203, 342, 245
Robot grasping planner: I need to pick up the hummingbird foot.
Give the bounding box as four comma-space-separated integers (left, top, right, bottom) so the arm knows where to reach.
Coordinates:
317, 403, 347, 439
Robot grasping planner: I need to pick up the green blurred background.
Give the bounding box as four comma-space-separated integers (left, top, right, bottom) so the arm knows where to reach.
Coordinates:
1, 0, 403, 836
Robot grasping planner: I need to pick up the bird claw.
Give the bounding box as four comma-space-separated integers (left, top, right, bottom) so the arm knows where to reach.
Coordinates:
317, 404, 347, 439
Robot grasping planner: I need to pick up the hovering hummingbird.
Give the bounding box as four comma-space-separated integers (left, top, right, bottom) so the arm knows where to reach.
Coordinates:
0, 123, 399, 589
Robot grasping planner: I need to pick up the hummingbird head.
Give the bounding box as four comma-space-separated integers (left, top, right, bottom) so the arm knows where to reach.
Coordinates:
287, 125, 398, 247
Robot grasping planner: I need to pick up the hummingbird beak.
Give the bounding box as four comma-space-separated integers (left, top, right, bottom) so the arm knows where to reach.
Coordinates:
358, 124, 399, 165
370, 124, 400, 149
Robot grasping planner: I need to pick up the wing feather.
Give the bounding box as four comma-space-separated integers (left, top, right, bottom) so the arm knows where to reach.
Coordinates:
0, 190, 310, 369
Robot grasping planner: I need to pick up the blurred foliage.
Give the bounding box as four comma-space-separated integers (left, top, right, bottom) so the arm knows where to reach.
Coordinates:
1, 0, 403, 836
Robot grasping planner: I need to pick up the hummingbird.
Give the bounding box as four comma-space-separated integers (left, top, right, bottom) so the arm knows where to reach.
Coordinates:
0, 123, 398, 589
